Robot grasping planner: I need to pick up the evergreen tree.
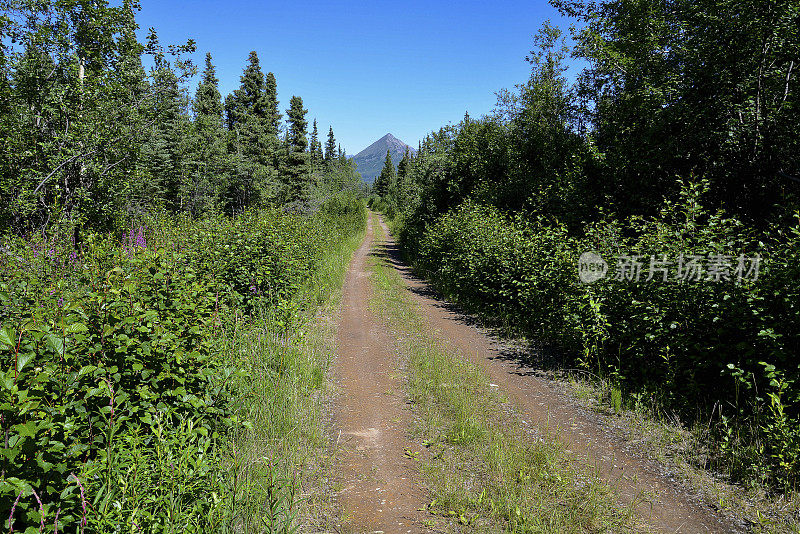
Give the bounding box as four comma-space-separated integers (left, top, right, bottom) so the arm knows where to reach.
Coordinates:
324, 126, 337, 166
223, 51, 280, 212
285, 95, 309, 201
338, 146, 348, 166
239, 51, 265, 115
374, 149, 395, 198
224, 51, 265, 129
264, 72, 281, 135
309, 119, 323, 171
187, 53, 228, 214
394, 146, 417, 209
142, 29, 190, 211
194, 53, 223, 118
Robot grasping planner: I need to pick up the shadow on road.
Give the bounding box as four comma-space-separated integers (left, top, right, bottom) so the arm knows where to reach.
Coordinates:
368, 235, 571, 379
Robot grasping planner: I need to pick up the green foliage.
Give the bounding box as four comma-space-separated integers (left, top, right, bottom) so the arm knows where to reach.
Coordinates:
0, 2, 353, 233
388, 5, 800, 494
285, 96, 310, 203
554, 0, 800, 221
324, 126, 337, 167
0, 196, 367, 531
0, 233, 233, 531
0, 1, 198, 232
309, 119, 323, 172
409, 185, 800, 489
373, 149, 396, 199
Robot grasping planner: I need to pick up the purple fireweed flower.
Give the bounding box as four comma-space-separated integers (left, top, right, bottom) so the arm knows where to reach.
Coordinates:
54, 507, 60, 534
32, 488, 45, 531
7, 490, 21, 532
58, 297, 64, 307
69, 473, 87, 534
136, 226, 147, 249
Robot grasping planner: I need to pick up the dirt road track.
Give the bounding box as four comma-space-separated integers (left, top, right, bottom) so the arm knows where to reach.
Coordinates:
331, 212, 737, 533
332, 216, 429, 533
372, 216, 738, 533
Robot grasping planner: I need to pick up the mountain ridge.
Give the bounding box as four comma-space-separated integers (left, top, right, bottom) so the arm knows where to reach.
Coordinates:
351, 133, 416, 184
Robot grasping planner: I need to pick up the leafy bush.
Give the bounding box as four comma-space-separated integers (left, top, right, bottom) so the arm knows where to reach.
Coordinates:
407, 183, 800, 488
1, 194, 366, 531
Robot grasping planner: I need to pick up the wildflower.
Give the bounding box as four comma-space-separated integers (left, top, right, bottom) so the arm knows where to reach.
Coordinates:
32, 489, 45, 531
7, 490, 21, 532
69, 473, 87, 534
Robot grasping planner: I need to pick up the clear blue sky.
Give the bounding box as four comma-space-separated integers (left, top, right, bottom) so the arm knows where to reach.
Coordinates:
136, 0, 577, 155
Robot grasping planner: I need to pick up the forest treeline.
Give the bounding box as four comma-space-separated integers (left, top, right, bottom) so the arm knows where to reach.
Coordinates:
375, 1, 800, 491
0, 0, 361, 234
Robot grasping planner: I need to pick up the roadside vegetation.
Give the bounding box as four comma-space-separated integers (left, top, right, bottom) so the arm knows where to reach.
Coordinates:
371, 0, 800, 525
0, 1, 368, 531
1, 197, 366, 531
368, 217, 642, 532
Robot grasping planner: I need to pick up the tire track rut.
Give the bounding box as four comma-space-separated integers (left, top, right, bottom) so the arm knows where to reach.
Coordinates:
332, 215, 429, 534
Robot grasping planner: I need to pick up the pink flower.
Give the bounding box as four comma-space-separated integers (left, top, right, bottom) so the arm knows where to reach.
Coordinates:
7, 490, 21, 532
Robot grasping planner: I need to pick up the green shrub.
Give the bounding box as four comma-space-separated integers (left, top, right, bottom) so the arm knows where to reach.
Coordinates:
1, 197, 366, 531
407, 183, 800, 489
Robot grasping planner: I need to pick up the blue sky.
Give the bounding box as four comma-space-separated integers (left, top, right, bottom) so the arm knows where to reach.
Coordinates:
136, 0, 577, 155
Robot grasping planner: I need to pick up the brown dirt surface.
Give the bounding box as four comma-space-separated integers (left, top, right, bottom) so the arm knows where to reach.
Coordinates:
330, 212, 742, 533
372, 215, 741, 534
331, 215, 430, 534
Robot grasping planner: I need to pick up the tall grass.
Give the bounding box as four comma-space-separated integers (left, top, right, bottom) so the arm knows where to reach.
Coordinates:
218, 201, 367, 532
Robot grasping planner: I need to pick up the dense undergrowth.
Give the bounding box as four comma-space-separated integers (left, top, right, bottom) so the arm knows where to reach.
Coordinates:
1, 194, 366, 532
396, 183, 800, 492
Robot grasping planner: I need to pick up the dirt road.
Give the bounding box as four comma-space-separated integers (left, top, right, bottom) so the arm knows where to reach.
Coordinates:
332, 213, 736, 533
332, 216, 429, 533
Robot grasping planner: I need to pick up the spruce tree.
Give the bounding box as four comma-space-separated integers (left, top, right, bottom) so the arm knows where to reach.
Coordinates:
261, 71, 282, 177
265, 72, 281, 135
374, 149, 395, 198
324, 126, 337, 166
142, 31, 189, 211
240, 51, 265, 115
223, 51, 280, 212
194, 53, 223, 119
309, 119, 323, 171
188, 53, 227, 214
224, 51, 265, 129
285, 95, 309, 201
394, 146, 412, 207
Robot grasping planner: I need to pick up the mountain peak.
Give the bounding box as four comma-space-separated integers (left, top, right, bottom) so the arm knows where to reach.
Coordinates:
351, 133, 416, 184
